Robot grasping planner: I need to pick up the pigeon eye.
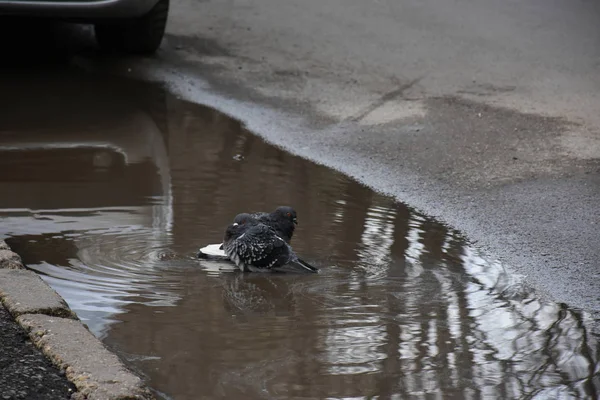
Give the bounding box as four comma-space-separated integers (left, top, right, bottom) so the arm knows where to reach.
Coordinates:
286, 212, 291, 216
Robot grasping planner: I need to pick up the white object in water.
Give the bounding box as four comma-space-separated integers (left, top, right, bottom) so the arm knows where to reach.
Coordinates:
198, 243, 229, 260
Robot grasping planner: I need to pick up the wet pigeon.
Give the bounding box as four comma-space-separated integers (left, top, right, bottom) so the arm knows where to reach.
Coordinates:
198, 206, 298, 259
222, 217, 318, 273
246, 206, 297, 244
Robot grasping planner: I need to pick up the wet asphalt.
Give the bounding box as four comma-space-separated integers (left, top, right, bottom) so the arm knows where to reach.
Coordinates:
0, 305, 75, 400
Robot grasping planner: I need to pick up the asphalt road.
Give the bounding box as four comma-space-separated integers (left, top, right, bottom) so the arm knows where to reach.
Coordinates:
0, 305, 75, 400
137, 0, 600, 326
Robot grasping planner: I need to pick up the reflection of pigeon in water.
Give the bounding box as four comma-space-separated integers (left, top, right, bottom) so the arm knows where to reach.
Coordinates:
221, 274, 293, 314
198, 206, 298, 258
223, 216, 318, 273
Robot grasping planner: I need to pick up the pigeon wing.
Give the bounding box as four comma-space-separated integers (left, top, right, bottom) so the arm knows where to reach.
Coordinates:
233, 224, 288, 270
250, 211, 269, 221
252, 212, 293, 243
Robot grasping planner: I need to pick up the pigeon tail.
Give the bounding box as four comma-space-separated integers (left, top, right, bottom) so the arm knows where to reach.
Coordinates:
287, 258, 319, 273
198, 243, 229, 260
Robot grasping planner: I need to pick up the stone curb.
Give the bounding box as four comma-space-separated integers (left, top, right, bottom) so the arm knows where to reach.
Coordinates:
0, 240, 155, 400
0, 269, 77, 319
17, 314, 153, 400
0, 247, 26, 270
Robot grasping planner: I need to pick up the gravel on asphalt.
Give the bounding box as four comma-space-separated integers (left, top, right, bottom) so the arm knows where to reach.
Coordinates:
0, 304, 75, 400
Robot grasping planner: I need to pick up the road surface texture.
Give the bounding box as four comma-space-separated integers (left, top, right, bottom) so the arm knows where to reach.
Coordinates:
131, 0, 599, 328
0, 305, 75, 400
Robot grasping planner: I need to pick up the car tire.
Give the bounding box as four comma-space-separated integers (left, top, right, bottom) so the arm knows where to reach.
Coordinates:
94, 0, 169, 55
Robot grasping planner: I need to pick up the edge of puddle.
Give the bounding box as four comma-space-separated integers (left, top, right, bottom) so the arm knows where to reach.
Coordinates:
0, 239, 155, 400
89, 56, 600, 337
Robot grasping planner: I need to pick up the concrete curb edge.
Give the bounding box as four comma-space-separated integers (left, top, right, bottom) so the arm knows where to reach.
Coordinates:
0, 240, 155, 400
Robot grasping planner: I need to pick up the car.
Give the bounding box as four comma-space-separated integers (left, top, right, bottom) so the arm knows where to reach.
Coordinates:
0, 0, 169, 54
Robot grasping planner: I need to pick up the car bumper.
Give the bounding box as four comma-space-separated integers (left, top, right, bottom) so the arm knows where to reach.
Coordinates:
0, 0, 160, 19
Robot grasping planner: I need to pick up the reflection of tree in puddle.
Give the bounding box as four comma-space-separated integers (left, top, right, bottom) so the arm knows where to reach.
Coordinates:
313, 193, 599, 399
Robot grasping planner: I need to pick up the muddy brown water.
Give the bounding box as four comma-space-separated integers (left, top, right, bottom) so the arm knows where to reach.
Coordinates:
0, 68, 598, 400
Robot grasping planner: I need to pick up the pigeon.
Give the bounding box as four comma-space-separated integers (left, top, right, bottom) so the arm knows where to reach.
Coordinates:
222, 216, 318, 273
246, 206, 297, 244
197, 206, 298, 259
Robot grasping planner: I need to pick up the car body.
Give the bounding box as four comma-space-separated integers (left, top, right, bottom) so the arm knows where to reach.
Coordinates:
0, 0, 169, 54
0, 0, 159, 20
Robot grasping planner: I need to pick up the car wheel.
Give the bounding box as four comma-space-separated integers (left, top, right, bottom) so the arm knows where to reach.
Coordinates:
94, 0, 169, 55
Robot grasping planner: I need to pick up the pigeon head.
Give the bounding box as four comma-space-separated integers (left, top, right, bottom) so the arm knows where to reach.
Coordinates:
224, 222, 247, 242
233, 213, 259, 226
274, 206, 298, 225
223, 222, 255, 243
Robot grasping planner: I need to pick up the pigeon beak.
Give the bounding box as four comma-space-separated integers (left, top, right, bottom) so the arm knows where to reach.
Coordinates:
293, 217, 298, 225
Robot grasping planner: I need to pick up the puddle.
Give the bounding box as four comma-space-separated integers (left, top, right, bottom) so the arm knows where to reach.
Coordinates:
0, 69, 598, 400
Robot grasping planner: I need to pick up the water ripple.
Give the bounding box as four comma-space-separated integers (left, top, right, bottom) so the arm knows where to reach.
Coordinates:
28, 226, 191, 337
